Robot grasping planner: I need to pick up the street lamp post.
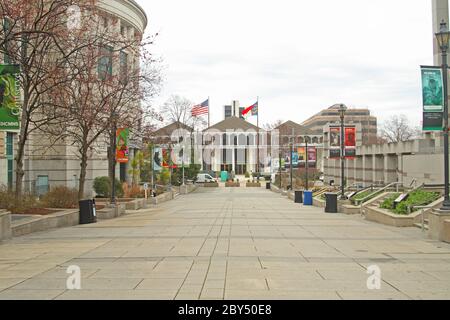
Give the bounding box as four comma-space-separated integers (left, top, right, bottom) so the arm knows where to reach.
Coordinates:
338, 104, 347, 200
305, 136, 309, 191
436, 20, 450, 210
290, 128, 294, 190
111, 112, 118, 206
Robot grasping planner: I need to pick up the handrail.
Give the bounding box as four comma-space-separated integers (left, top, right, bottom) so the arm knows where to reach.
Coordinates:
409, 204, 436, 232
354, 182, 403, 207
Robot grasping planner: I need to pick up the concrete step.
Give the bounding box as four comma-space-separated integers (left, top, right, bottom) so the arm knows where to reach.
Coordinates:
414, 223, 429, 230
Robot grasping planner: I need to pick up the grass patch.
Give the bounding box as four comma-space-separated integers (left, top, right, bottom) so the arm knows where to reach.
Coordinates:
379, 190, 441, 215
352, 190, 375, 201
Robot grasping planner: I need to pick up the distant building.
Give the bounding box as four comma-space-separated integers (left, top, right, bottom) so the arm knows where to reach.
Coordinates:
224, 101, 244, 120
301, 104, 378, 145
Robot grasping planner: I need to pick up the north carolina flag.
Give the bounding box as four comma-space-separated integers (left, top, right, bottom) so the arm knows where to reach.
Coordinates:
242, 101, 258, 117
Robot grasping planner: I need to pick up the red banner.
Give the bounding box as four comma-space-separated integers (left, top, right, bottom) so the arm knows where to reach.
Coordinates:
345, 127, 356, 147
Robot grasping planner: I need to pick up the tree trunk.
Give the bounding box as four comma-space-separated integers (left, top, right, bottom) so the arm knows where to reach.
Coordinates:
78, 145, 89, 201
14, 100, 30, 204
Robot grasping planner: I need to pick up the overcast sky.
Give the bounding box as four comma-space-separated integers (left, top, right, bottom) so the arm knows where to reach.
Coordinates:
136, 0, 434, 128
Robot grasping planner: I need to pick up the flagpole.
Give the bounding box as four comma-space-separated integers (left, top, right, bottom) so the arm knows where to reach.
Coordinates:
208, 96, 210, 128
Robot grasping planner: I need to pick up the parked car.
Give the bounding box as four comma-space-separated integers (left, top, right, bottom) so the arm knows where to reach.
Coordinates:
200, 170, 217, 178
196, 173, 217, 183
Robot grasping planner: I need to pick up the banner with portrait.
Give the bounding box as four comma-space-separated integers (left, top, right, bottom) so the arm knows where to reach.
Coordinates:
345, 127, 356, 159
329, 127, 341, 159
116, 128, 129, 163
421, 66, 444, 131
153, 147, 162, 171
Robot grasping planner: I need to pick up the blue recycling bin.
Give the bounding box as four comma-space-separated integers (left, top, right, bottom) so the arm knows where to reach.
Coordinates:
303, 191, 313, 206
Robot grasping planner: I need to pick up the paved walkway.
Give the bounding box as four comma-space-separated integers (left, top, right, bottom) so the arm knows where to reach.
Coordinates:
1, 187, 450, 300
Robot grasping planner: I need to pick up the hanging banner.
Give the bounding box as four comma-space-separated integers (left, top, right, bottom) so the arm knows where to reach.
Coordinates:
0, 65, 20, 131
345, 127, 356, 159
307, 147, 317, 162
329, 127, 341, 159
153, 147, 162, 171
116, 128, 129, 163
421, 66, 444, 131
292, 152, 299, 168
298, 147, 306, 161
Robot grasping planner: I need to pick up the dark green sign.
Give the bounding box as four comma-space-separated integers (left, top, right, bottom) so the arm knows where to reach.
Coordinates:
421, 67, 444, 131
0, 65, 20, 131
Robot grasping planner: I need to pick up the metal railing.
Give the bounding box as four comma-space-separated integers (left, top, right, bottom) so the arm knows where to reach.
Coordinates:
353, 182, 403, 207
409, 205, 435, 232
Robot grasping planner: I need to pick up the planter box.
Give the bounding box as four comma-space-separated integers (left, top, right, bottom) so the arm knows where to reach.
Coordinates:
246, 182, 261, 188
125, 199, 146, 211
151, 191, 174, 205
0, 210, 11, 241
225, 182, 241, 187
11, 209, 78, 237
313, 198, 326, 208
180, 184, 198, 194
97, 204, 126, 220
202, 182, 219, 188
339, 204, 361, 215
429, 209, 450, 242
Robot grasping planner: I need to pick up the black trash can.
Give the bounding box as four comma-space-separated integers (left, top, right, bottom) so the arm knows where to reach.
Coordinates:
295, 190, 303, 204
325, 193, 338, 213
266, 182, 271, 190
79, 199, 97, 224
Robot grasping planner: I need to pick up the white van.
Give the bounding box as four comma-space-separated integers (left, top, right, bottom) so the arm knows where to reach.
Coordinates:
196, 173, 216, 183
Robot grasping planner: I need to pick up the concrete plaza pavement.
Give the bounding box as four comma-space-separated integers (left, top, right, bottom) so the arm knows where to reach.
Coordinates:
1, 187, 450, 300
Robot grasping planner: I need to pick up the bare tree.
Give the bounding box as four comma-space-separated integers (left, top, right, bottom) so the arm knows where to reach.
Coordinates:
43, 7, 163, 200
0, 0, 100, 202
160, 95, 206, 130
380, 114, 421, 143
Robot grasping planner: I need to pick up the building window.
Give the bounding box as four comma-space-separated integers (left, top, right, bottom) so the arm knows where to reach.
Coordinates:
98, 45, 113, 80
224, 105, 232, 118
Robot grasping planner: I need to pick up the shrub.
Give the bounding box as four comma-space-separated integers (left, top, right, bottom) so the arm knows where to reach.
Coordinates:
125, 185, 144, 198
380, 191, 441, 215
245, 172, 250, 178
93, 177, 124, 198
41, 186, 79, 208
0, 185, 40, 214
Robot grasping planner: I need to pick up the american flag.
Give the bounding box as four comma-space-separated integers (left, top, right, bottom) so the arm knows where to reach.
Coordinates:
191, 99, 209, 117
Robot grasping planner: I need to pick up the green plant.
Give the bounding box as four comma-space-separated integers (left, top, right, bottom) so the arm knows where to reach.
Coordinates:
41, 186, 79, 208
380, 193, 401, 210
93, 177, 124, 198
245, 172, 250, 178
380, 191, 441, 215
128, 151, 145, 186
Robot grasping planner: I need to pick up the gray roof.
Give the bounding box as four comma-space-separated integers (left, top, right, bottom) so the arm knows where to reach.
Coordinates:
204, 117, 262, 132
275, 120, 314, 135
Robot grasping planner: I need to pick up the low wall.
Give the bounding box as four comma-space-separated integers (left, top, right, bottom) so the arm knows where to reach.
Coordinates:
313, 198, 326, 208
443, 220, 450, 243
429, 209, 450, 242
180, 184, 198, 194
339, 204, 361, 215
151, 191, 174, 205
0, 210, 11, 241
364, 206, 416, 227
12, 209, 79, 237
125, 199, 146, 211
97, 203, 126, 220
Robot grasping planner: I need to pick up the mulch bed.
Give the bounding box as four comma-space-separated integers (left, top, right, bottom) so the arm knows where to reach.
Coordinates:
12, 208, 62, 216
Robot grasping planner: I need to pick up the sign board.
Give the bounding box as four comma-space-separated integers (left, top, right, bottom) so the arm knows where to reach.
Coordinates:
0, 65, 20, 131
143, 183, 149, 191
116, 128, 129, 163
421, 66, 444, 131
393, 193, 409, 209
